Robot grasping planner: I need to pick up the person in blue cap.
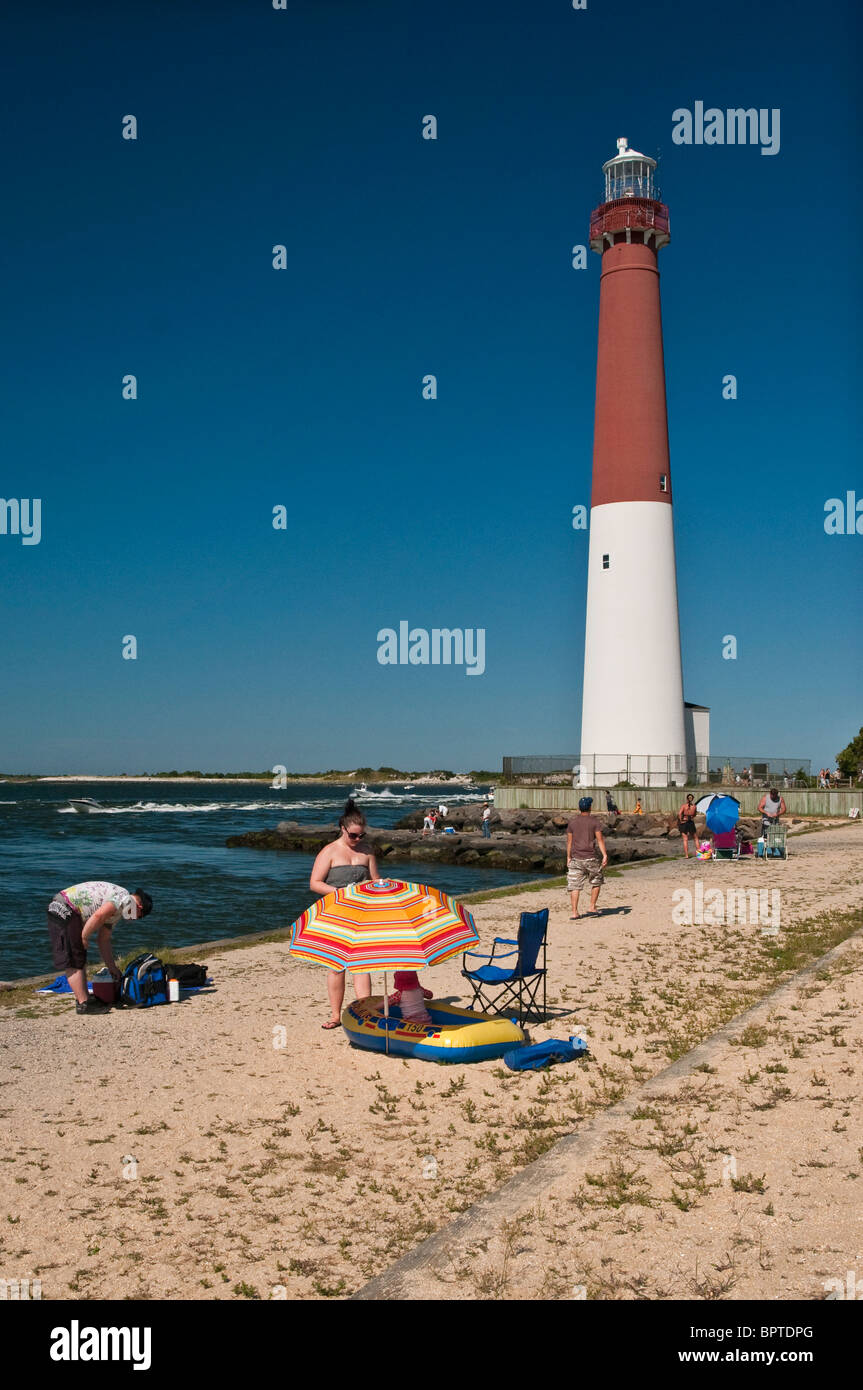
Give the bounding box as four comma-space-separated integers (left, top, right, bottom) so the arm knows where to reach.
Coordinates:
565, 797, 608, 919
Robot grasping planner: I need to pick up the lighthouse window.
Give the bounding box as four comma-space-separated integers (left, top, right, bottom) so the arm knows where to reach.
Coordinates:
602, 554, 610, 570
659, 474, 668, 492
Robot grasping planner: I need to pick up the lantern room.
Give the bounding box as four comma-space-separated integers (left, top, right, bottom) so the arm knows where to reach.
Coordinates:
602, 137, 657, 201
589, 136, 670, 252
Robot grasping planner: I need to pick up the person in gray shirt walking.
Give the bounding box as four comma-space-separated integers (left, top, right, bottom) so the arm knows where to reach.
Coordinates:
566, 797, 608, 919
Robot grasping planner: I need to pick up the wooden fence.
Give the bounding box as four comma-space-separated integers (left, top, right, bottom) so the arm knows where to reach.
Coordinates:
495, 787, 863, 817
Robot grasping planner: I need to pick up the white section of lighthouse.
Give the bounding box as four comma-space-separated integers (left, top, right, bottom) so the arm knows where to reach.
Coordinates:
578, 139, 687, 789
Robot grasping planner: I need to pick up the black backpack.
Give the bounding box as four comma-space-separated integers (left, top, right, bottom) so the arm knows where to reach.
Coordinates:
162, 962, 208, 988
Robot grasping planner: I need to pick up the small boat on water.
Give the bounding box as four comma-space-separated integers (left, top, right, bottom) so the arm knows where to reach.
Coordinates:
68, 798, 100, 813
350, 783, 368, 797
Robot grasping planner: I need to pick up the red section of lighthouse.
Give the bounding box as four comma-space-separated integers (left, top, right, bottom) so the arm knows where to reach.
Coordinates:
592, 238, 672, 506
579, 139, 687, 788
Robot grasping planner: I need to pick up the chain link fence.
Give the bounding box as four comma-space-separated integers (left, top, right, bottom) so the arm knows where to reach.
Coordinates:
502, 755, 812, 789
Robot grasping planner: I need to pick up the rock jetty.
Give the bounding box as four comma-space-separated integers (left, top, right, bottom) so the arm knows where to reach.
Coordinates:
225, 808, 723, 874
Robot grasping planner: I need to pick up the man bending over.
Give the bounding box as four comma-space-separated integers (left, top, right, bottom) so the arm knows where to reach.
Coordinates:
46, 881, 153, 1014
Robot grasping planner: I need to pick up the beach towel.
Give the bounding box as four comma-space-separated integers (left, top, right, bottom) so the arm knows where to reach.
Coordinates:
503, 1036, 589, 1071
36, 976, 86, 996
35, 976, 213, 998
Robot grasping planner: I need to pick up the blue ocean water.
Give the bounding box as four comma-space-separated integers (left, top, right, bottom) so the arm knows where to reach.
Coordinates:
0, 781, 527, 980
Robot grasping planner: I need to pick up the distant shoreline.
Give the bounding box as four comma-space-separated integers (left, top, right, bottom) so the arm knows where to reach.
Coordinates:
9, 775, 485, 787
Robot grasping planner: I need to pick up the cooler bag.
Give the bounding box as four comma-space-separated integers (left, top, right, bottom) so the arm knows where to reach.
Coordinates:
121, 952, 169, 1007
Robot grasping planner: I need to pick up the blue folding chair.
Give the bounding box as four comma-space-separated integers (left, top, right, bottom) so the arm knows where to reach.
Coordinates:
461, 909, 548, 1023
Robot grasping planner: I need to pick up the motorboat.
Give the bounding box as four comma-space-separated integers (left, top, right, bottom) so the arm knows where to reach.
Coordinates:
67, 798, 100, 813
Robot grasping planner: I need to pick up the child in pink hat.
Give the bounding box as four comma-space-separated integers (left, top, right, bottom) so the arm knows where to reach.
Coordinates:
390, 970, 432, 1024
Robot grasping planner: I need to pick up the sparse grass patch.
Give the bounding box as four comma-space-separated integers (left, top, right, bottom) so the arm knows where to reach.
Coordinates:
512, 1131, 560, 1165
312, 1276, 348, 1298
580, 1160, 653, 1209
631, 1104, 664, 1123
730, 1172, 766, 1194
734, 1024, 769, 1049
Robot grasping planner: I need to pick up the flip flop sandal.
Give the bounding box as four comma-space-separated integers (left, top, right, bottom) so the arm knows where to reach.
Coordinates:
321, 1019, 341, 1030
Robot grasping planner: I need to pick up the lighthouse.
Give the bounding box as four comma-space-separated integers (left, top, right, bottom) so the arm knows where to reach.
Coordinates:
579, 139, 688, 789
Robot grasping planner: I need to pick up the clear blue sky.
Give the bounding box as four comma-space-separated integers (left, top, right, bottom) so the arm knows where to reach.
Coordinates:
2, 0, 860, 774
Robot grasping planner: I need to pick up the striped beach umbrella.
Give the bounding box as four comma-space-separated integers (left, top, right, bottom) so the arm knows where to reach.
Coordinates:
288, 878, 479, 973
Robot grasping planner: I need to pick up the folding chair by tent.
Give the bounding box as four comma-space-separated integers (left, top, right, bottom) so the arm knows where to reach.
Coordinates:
461, 909, 548, 1023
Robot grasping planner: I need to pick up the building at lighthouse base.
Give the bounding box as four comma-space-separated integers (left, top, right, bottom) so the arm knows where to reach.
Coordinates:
573, 701, 710, 789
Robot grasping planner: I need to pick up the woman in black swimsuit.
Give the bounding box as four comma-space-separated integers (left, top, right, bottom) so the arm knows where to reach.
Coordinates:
677, 794, 698, 859
309, 799, 379, 1029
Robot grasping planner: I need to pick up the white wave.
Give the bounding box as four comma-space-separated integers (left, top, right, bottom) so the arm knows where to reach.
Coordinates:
52, 791, 491, 816
362, 792, 487, 805
431, 793, 489, 804
350, 790, 488, 805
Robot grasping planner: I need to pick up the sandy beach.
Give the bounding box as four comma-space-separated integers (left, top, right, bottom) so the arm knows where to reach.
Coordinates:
411, 935, 863, 1301
1, 822, 860, 1301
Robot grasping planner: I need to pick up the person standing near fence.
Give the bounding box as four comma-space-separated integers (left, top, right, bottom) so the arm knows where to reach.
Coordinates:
677, 793, 698, 859
758, 788, 786, 835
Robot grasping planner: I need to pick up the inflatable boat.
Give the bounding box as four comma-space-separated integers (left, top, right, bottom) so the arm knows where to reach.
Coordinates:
341, 996, 525, 1063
